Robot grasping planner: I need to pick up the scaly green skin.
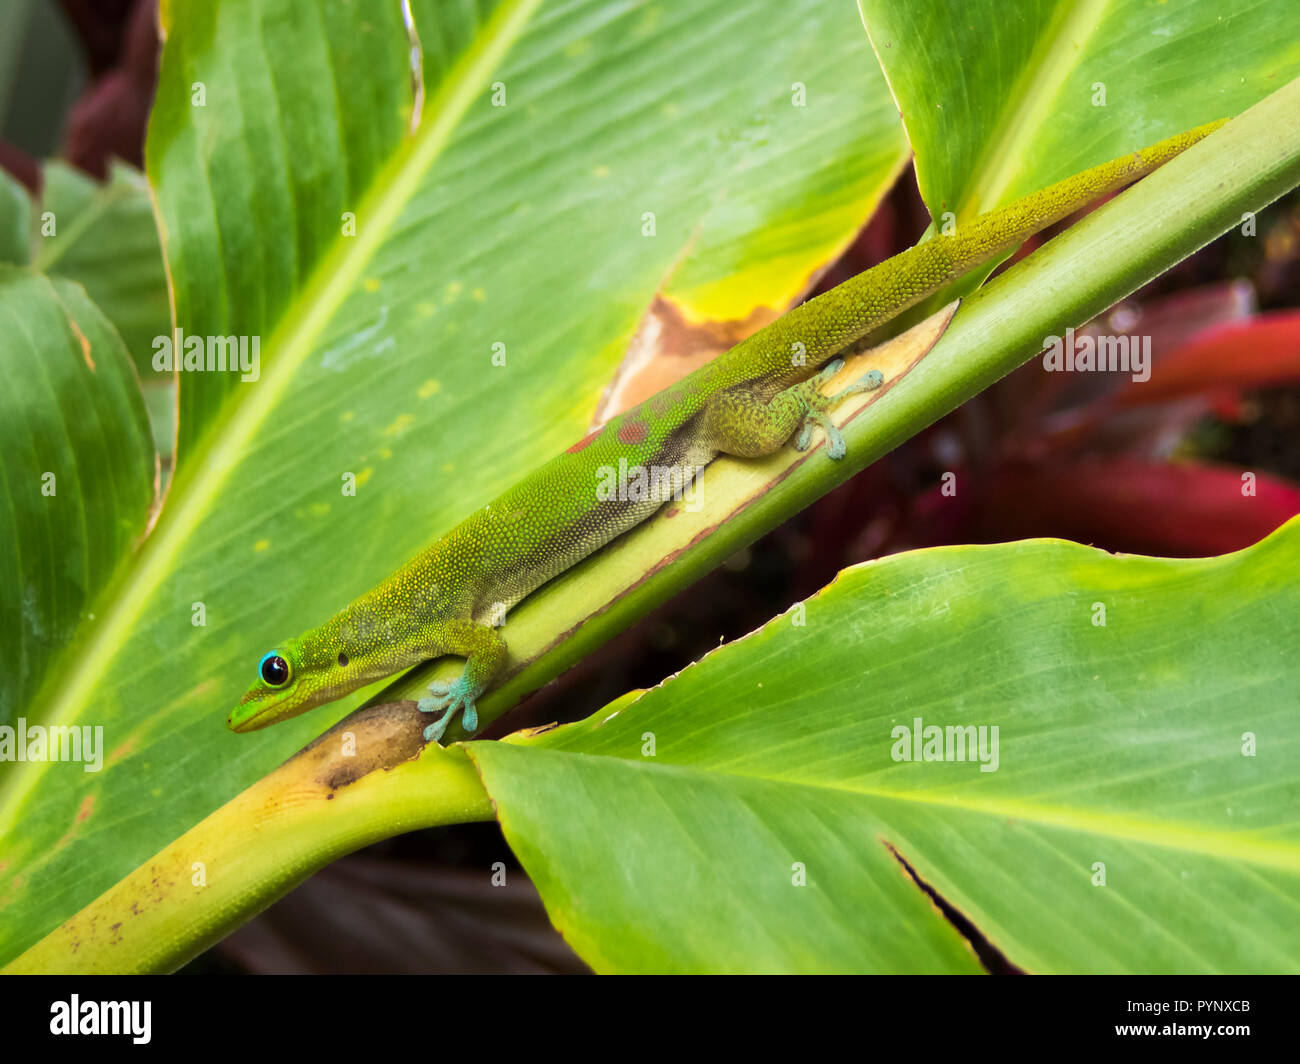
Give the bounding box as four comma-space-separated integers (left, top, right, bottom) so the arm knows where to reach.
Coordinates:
229, 121, 1224, 742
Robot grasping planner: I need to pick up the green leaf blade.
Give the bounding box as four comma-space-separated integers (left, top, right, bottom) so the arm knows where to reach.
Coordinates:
0, 267, 155, 725
148, 0, 418, 457
35, 162, 171, 374
469, 523, 1300, 973
860, 0, 1300, 216
0, 168, 30, 265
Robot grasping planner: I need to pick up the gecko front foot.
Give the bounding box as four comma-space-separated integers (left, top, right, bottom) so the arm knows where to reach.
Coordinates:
793, 361, 886, 460
418, 675, 479, 742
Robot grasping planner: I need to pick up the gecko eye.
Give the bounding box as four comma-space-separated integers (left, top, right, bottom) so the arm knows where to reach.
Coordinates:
258, 652, 291, 687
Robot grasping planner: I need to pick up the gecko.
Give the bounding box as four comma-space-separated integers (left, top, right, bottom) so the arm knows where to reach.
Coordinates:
228, 120, 1223, 743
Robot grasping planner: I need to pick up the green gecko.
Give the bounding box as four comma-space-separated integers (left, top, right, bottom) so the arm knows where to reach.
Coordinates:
229, 120, 1223, 744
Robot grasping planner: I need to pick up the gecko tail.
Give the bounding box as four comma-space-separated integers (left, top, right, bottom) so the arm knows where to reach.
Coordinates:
762, 118, 1228, 369
941, 118, 1229, 276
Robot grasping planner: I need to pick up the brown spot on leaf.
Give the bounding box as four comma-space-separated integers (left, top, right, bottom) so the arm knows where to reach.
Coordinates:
595, 295, 778, 424
68, 318, 96, 371
108, 738, 136, 765
288, 700, 430, 792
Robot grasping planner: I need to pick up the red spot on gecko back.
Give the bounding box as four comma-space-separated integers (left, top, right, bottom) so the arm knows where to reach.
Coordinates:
617, 420, 648, 444
566, 428, 601, 454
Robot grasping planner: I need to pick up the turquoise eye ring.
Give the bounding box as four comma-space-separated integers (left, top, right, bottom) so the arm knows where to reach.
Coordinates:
258, 651, 291, 687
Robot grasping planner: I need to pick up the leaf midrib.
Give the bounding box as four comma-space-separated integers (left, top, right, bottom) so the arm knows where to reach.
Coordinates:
485, 744, 1300, 874
957, 0, 1112, 216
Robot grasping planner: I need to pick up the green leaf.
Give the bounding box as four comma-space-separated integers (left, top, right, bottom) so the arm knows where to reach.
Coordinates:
147, 0, 417, 455
0, 266, 155, 725
33, 162, 172, 378
0, 167, 29, 264
468, 519, 1300, 974
860, 0, 1300, 217
0, 0, 906, 965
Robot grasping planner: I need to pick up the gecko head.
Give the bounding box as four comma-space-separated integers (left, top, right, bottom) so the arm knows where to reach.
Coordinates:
227, 644, 333, 732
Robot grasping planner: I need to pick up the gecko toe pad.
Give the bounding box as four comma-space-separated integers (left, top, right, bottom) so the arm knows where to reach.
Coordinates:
418, 675, 479, 742
800, 367, 885, 460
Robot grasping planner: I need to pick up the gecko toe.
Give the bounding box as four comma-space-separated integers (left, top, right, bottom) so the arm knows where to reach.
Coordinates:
419, 680, 477, 742
825, 427, 847, 460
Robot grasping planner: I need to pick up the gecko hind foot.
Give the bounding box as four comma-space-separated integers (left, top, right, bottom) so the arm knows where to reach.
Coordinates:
418, 676, 479, 743
794, 365, 885, 460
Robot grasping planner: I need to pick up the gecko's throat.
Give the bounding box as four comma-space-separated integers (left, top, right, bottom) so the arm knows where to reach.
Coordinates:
226, 686, 315, 733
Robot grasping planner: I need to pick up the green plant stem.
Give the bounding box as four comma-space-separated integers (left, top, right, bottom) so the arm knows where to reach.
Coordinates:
3, 706, 494, 973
